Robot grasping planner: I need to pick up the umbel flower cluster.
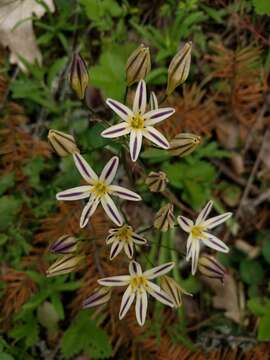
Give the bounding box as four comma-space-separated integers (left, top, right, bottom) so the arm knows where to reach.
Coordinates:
47, 43, 232, 326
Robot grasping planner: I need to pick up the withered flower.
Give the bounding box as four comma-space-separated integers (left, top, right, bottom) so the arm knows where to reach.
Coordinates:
69, 52, 89, 99
166, 42, 192, 95
198, 255, 227, 284
48, 129, 79, 157
145, 171, 168, 193
169, 133, 201, 157
160, 275, 192, 307
126, 44, 151, 86
154, 203, 175, 232
83, 287, 112, 309
49, 234, 78, 255
46, 254, 84, 277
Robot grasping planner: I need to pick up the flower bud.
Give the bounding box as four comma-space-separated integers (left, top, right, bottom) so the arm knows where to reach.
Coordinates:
149, 91, 158, 110
160, 275, 192, 307
69, 53, 89, 99
46, 255, 84, 277
198, 255, 226, 284
145, 171, 168, 193
49, 235, 78, 255
154, 203, 175, 232
169, 133, 201, 157
48, 129, 79, 157
166, 42, 192, 95
82, 287, 112, 309
126, 44, 151, 86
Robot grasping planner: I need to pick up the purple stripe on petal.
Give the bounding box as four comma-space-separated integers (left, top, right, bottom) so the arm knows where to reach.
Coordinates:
104, 126, 126, 135
120, 296, 130, 317
60, 192, 84, 198
107, 203, 121, 223
148, 130, 168, 147
139, 82, 143, 109
115, 190, 138, 199
104, 158, 117, 181
207, 237, 227, 250
132, 136, 138, 160
150, 110, 173, 119
75, 154, 92, 178
111, 243, 120, 258
109, 100, 127, 115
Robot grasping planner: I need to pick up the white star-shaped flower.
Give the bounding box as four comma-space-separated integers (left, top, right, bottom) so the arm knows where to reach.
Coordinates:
98, 260, 174, 326
178, 200, 232, 275
106, 224, 147, 260
56, 153, 141, 228
101, 80, 175, 162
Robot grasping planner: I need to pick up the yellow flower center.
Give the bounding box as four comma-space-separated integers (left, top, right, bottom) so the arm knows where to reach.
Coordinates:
92, 180, 108, 197
191, 225, 206, 239
130, 275, 147, 291
129, 113, 145, 130
116, 225, 133, 242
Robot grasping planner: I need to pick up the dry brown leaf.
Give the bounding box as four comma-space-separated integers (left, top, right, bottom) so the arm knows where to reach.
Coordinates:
0, 0, 55, 71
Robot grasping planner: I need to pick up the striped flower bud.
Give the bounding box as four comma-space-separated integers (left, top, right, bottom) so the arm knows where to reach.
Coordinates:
166, 42, 192, 95
82, 287, 112, 309
126, 44, 151, 86
160, 275, 192, 307
145, 171, 168, 193
154, 203, 175, 232
69, 53, 89, 99
46, 255, 84, 277
169, 133, 201, 157
48, 129, 79, 157
198, 255, 226, 284
49, 235, 78, 255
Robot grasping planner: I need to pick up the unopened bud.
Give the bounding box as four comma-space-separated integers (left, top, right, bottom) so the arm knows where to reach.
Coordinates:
83, 287, 112, 309
198, 255, 226, 284
46, 255, 84, 277
160, 275, 192, 307
69, 53, 89, 99
149, 91, 158, 110
49, 235, 78, 254
166, 42, 192, 95
169, 133, 201, 157
48, 129, 79, 157
145, 171, 168, 193
154, 203, 175, 232
126, 44, 151, 86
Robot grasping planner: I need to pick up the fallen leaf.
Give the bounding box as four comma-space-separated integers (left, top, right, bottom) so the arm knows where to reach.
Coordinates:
0, 0, 55, 71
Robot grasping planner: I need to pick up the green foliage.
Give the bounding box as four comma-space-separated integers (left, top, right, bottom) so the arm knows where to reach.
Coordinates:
251, 0, 270, 14
248, 298, 270, 340
240, 259, 264, 285
61, 311, 112, 359
0, 196, 22, 231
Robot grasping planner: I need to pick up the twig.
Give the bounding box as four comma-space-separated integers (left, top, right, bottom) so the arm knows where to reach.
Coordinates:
162, 189, 195, 216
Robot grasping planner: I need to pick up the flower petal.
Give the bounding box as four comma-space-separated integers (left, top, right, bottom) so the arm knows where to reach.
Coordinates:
129, 260, 142, 276
98, 276, 130, 287
110, 185, 141, 201
149, 91, 158, 110
146, 281, 174, 307
110, 240, 124, 260
129, 130, 143, 162
124, 242, 134, 259
177, 216, 194, 233
119, 285, 135, 319
143, 262, 174, 280
80, 197, 99, 228
202, 212, 232, 229
191, 239, 200, 275
83, 287, 111, 308
135, 289, 148, 326
195, 200, 213, 225
101, 122, 130, 138
144, 108, 175, 126
100, 156, 119, 185
106, 233, 115, 244
202, 233, 230, 253
73, 153, 98, 183
101, 194, 124, 226
132, 233, 147, 245
143, 126, 169, 149
133, 80, 147, 114
56, 186, 91, 201
106, 98, 133, 121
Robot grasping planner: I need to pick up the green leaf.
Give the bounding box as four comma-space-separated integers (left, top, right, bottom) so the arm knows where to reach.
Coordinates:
252, 0, 270, 15
61, 311, 112, 359
22, 157, 45, 189
0, 196, 22, 231
0, 354, 15, 360
9, 314, 39, 348
240, 259, 264, 285
247, 298, 270, 317
258, 315, 270, 340
262, 240, 270, 264
0, 173, 15, 195
141, 148, 170, 163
